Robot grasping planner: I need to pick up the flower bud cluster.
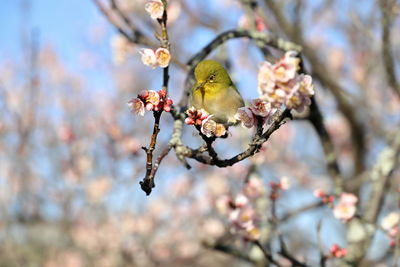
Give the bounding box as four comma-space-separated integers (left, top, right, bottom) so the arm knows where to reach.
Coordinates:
313, 189, 335, 204
258, 51, 314, 112
215, 177, 265, 241
329, 244, 347, 258
185, 107, 226, 138
381, 212, 399, 247
269, 177, 290, 200
128, 89, 173, 116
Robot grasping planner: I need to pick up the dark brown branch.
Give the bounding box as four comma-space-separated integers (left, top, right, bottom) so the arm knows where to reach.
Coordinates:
139, 1, 171, 195
92, 0, 154, 47
140, 111, 162, 195
181, 109, 292, 167
344, 129, 400, 264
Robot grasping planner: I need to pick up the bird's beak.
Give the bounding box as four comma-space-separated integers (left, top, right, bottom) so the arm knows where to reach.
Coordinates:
195, 82, 205, 91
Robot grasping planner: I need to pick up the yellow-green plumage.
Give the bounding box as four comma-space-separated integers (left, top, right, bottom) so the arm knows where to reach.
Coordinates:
190, 60, 244, 125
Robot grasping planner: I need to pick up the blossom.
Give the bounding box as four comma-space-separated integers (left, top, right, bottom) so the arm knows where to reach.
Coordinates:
128, 98, 145, 116
257, 61, 275, 95
139, 48, 157, 68
145, 0, 164, 20
314, 189, 335, 204
145, 90, 160, 110
339, 193, 358, 205
155, 48, 171, 68
202, 218, 225, 239
381, 212, 400, 232
185, 107, 209, 126
333, 193, 358, 222
235, 107, 255, 128
128, 89, 173, 115
234, 194, 249, 208
249, 98, 272, 117
214, 123, 227, 137
257, 51, 314, 111
274, 51, 300, 83
329, 244, 347, 258
229, 206, 260, 241
279, 176, 290, 190
243, 176, 264, 199
201, 116, 217, 138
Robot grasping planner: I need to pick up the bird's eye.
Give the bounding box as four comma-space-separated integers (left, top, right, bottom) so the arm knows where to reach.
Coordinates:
209, 74, 215, 82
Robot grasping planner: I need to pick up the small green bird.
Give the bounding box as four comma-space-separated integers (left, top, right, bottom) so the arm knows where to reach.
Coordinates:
190, 60, 245, 125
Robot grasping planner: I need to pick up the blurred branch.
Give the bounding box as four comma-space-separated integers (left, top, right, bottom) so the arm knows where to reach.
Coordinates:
344, 129, 400, 265
316, 221, 328, 267
203, 241, 257, 264
264, 0, 367, 176
277, 236, 309, 267
253, 240, 281, 266
379, 0, 400, 98
279, 201, 324, 223
92, 0, 154, 47
307, 98, 343, 195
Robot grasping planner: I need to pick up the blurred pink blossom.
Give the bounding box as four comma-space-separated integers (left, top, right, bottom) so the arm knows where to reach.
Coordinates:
381, 212, 399, 232
202, 218, 225, 239
234, 194, 249, 208
333, 193, 358, 222
243, 176, 264, 199
329, 244, 347, 258
313, 189, 335, 204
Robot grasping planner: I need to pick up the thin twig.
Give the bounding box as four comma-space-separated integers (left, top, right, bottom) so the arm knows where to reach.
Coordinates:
92, 0, 154, 47
139, 1, 171, 195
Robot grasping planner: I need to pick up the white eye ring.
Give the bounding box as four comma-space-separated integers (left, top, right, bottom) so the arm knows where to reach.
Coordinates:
209, 74, 215, 82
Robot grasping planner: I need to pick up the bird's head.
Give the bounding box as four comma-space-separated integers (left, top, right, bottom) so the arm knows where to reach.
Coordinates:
193, 60, 232, 92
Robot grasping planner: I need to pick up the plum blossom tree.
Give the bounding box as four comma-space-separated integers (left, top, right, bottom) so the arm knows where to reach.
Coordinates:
0, 0, 399, 266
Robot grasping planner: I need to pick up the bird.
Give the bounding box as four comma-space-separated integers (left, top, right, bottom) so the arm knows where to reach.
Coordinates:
190, 60, 244, 125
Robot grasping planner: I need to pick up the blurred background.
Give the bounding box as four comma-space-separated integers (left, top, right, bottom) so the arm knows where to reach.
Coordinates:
0, 0, 399, 266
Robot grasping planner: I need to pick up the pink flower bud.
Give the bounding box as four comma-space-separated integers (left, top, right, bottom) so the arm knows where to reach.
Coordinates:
158, 89, 167, 98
